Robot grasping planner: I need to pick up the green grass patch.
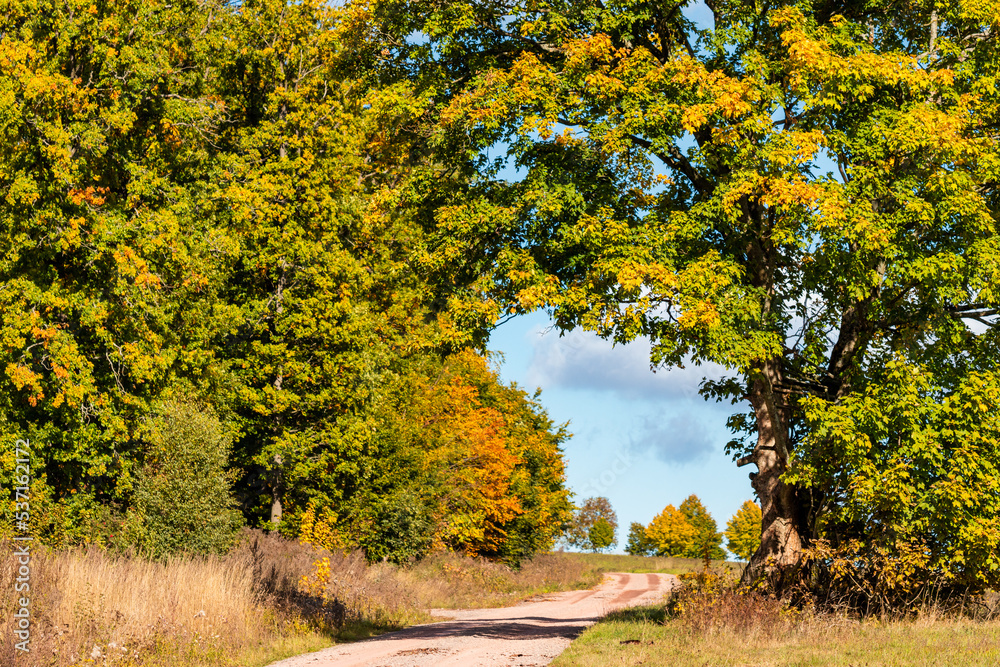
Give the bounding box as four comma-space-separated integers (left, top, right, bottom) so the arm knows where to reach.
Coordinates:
553, 551, 742, 575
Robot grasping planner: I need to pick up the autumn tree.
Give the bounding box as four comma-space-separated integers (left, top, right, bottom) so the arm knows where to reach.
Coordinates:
0, 0, 236, 534
564, 496, 618, 552
374, 0, 1000, 596
645, 504, 697, 558
624, 521, 656, 556
297, 350, 572, 564
679, 495, 725, 560
725, 500, 762, 562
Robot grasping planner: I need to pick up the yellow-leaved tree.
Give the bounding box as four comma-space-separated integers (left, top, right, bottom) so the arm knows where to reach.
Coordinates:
645, 504, 698, 558
725, 501, 762, 562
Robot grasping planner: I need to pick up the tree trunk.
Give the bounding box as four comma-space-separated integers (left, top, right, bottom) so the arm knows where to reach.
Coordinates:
270, 488, 283, 524
269, 262, 288, 526
740, 361, 806, 590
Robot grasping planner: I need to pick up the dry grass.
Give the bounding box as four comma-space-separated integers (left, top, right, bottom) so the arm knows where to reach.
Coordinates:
0, 532, 604, 667
0, 535, 329, 667
553, 574, 1000, 666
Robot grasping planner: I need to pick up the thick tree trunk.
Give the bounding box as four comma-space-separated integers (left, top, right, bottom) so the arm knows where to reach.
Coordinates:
740, 361, 806, 590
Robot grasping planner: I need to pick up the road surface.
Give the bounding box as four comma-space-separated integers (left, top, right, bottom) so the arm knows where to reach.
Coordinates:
268, 572, 677, 667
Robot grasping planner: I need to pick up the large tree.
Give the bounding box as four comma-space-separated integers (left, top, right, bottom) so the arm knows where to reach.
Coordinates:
372, 0, 1000, 592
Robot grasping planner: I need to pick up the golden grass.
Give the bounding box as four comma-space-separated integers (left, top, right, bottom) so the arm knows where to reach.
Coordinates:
0, 537, 323, 667
0, 533, 606, 667
553, 585, 1000, 666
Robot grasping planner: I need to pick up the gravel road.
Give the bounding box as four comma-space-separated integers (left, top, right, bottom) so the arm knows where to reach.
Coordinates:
267, 572, 677, 667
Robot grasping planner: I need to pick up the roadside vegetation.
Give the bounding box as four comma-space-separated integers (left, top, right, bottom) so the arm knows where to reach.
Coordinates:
0, 531, 604, 667
555, 569, 1000, 666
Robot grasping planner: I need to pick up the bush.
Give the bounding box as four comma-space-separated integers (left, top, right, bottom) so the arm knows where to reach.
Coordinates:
131, 400, 243, 558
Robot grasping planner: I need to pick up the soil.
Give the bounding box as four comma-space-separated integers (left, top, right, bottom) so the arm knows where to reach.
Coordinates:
267, 572, 677, 667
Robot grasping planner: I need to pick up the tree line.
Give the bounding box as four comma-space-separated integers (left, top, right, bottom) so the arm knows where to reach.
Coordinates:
4, 0, 1000, 610
0, 0, 571, 565
623, 497, 762, 562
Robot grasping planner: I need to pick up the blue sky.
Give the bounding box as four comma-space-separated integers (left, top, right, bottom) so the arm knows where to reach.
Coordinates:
483, 1, 762, 553
487, 312, 755, 554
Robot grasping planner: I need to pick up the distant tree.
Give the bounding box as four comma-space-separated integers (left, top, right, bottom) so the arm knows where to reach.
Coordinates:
725, 501, 763, 562
679, 495, 726, 560
588, 519, 615, 553
565, 497, 618, 552
624, 521, 656, 557
646, 504, 697, 557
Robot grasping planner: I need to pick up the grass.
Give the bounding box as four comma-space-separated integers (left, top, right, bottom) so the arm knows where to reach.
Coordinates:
0, 533, 606, 667
554, 551, 743, 576
553, 581, 1000, 666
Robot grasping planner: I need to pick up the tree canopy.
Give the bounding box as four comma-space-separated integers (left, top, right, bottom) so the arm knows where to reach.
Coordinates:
0, 0, 571, 565
373, 0, 1000, 597
5, 0, 1000, 605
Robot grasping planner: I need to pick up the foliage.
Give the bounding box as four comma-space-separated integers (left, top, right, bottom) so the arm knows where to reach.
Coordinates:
644, 497, 724, 559
588, 518, 615, 553
299, 350, 572, 565
0, 0, 570, 569
624, 521, 657, 557
725, 501, 762, 562
679, 495, 726, 560
787, 361, 1000, 611
131, 400, 244, 558
376, 0, 1000, 598
0, 0, 235, 525
646, 504, 698, 558
564, 496, 618, 552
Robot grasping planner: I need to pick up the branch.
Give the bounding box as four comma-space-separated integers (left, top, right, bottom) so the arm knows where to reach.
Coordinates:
628, 134, 714, 195
952, 309, 1000, 319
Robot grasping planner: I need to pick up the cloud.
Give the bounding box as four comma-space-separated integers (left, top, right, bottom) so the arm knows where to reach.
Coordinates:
628, 413, 714, 465
525, 326, 726, 401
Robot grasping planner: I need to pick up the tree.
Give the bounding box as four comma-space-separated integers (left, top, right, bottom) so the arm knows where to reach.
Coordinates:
564, 497, 618, 552
679, 495, 726, 560
377, 0, 1000, 594
624, 521, 656, 557
725, 501, 762, 562
646, 504, 697, 558
588, 519, 615, 553
130, 401, 244, 558
0, 0, 236, 533
295, 350, 572, 565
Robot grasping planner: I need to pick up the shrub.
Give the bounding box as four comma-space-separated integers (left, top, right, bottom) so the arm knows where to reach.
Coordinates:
131, 400, 243, 558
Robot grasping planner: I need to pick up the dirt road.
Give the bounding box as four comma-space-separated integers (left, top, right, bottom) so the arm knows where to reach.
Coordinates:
268, 572, 676, 667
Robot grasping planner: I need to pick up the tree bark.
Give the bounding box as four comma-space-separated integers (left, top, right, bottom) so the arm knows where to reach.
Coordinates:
740, 226, 807, 590
740, 359, 806, 589
269, 261, 288, 526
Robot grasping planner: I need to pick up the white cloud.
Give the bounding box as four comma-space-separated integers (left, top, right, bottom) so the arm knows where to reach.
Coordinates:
628, 413, 714, 464
525, 326, 726, 401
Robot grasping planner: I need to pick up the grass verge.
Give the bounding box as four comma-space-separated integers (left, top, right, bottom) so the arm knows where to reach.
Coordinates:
553, 600, 1000, 666
553, 551, 742, 576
